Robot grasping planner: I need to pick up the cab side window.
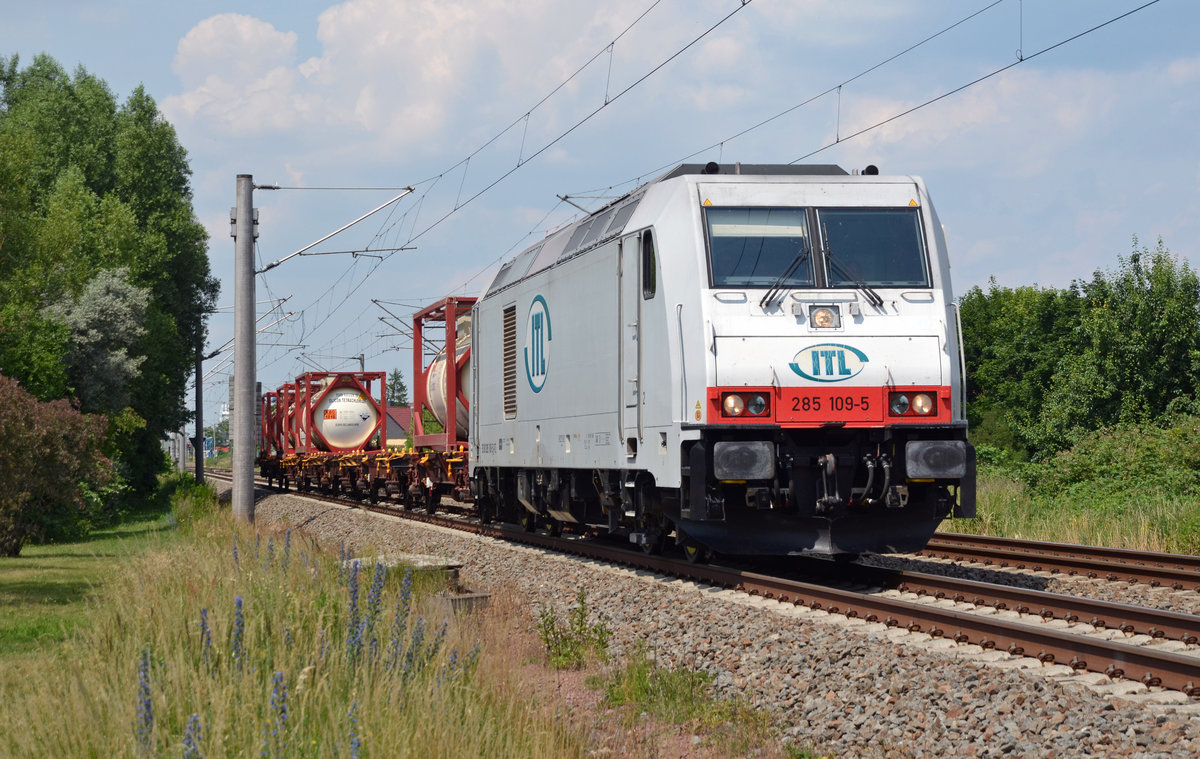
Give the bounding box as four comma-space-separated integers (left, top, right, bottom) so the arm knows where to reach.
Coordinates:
641, 230, 657, 299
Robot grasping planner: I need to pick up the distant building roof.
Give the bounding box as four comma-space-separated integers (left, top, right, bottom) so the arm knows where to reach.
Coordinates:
385, 406, 412, 443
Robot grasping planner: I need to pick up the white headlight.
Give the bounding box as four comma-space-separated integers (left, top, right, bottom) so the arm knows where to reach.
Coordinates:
723, 394, 745, 416
913, 393, 934, 415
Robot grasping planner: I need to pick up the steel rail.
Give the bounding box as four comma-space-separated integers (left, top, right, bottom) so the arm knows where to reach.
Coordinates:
933, 532, 1200, 572
876, 567, 1200, 645
924, 534, 1200, 591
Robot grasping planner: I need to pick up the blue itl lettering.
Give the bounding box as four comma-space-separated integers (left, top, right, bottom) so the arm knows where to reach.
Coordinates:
811, 349, 851, 377
531, 312, 545, 376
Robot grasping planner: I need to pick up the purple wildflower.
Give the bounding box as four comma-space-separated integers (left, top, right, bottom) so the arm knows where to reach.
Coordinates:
136, 649, 153, 754
231, 596, 245, 671
346, 701, 362, 759
267, 671, 289, 757
199, 608, 215, 675
346, 561, 362, 661
183, 714, 203, 759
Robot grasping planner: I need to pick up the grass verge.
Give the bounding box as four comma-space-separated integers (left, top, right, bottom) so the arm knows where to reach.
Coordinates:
0, 485, 584, 758
944, 467, 1200, 553
0, 516, 178, 657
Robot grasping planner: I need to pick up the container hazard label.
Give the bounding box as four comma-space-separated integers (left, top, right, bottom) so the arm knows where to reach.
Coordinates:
324, 409, 338, 420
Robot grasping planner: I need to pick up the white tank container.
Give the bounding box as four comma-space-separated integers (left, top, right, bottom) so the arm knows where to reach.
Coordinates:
312, 383, 380, 450
425, 315, 472, 438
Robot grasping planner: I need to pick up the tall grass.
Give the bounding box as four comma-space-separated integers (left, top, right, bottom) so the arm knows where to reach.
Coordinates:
944, 467, 1200, 554
0, 500, 584, 758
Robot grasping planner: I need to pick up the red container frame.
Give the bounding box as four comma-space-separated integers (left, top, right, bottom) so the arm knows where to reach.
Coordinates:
412, 296, 476, 452
289, 371, 387, 454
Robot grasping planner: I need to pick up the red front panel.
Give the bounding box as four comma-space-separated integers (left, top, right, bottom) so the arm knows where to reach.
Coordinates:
707, 386, 953, 427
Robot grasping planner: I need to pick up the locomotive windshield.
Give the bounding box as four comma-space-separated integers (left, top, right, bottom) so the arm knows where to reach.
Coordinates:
817, 208, 929, 287
706, 208, 812, 288
705, 206, 929, 289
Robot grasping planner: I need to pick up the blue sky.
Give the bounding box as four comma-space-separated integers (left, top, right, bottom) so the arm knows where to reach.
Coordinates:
3, 1, 1198, 431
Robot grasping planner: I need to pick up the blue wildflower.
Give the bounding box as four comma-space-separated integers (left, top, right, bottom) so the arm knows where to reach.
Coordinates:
346, 561, 362, 662
386, 569, 414, 670
183, 714, 203, 759
136, 649, 153, 754
199, 608, 215, 675
346, 701, 362, 759
363, 563, 387, 664
267, 671, 289, 757
402, 616, 426, 678
232, 596, 245, 671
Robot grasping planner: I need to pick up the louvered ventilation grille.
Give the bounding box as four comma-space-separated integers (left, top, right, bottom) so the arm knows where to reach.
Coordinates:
502, 305, 517, 419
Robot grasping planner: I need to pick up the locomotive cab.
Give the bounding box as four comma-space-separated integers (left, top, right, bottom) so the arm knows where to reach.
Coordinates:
674, 167, 975, 555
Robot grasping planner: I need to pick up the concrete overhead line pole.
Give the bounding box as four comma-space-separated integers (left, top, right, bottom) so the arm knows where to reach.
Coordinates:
194, 333, 204, 484
232, 174, 258, 523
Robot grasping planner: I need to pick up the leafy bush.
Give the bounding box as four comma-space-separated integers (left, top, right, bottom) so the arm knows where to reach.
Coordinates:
164, 473, 217, 527
1025, 417, 1200, 502
0, 372, 112, 555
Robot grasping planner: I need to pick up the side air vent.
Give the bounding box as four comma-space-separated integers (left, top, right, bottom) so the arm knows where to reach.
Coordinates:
502, 305, 517, 419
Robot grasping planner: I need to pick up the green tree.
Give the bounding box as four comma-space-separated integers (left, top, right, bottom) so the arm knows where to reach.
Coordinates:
1030, 238, 1200, 453
0, 373, 112, 556
45, 266, 149, 413
958, 278, 1082, 457
0, 54, 218, 500
387, 368, 409, 406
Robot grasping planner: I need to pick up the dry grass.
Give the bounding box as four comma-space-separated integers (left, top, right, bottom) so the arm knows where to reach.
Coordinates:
0, 511, 585, 758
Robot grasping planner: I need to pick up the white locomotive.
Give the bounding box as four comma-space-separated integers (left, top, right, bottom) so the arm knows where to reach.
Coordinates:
469, 162, 975, 558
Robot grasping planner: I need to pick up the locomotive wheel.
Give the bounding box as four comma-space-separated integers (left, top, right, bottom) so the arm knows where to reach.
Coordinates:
639, 514, 669, 555
547, 518, 564, 537
476, 495, 495, 524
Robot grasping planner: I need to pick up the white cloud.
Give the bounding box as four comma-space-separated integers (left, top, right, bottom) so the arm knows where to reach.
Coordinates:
173, 14, 299, 88
163, 14, 326, 136
160, 1, 770, 152
1167, 55, 1200, 84
836, 66, 1123, 178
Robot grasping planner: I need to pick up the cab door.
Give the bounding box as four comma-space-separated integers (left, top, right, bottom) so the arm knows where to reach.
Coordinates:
619, 234, 643, 456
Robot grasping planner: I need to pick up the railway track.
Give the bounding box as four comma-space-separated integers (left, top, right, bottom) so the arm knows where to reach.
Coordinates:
923, 532, 1200, 591
206, 470, 1200, 696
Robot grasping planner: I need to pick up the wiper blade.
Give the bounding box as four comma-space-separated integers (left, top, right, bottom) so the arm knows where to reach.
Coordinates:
823, 235, 883, 308
759, 238, 810, 309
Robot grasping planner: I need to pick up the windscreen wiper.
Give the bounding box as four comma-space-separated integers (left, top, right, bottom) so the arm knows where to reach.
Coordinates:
822, 229, 883, 308
759, 238, 810, 309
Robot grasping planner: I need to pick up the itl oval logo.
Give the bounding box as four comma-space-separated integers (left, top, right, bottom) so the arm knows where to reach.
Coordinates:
789, 343, 869, 383
524, 294, 552, 393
